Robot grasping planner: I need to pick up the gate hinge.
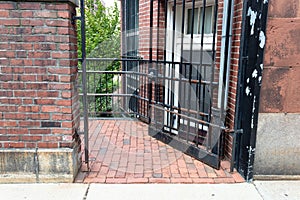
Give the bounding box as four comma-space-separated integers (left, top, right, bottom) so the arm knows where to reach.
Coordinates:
235, 129, 243, 135
228, 129, 243, 136
72, 15, 82, 25
242, 56, 249, 61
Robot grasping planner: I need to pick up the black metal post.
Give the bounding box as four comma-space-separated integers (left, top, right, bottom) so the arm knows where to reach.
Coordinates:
80, 0, 89, 168
235, 0, 269, 181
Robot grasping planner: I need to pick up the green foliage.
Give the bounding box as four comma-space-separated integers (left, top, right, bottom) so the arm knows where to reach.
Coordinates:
95, 60, 120, 115
77, 0, 121, 116
77, 0, 120, 59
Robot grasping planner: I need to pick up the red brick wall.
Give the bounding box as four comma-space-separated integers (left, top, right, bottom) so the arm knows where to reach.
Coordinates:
0, 1, 80, 149
138, 0, 165, 60
215, 0, 244, 160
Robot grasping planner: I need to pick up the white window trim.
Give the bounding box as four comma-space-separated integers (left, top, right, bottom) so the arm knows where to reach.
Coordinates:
185, 5, 214, 36
166, 2, 216, 52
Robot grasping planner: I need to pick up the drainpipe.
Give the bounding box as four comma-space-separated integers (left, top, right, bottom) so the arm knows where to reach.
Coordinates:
219, 0, 234, 110
218, 0, 234, 166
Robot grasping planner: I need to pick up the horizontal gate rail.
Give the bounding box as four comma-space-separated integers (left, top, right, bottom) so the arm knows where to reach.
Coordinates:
151, 104, 226, 130
78, 57, 151, 120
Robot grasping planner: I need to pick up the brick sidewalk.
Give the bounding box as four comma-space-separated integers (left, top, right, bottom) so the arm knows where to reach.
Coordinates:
75, 120, 244, 184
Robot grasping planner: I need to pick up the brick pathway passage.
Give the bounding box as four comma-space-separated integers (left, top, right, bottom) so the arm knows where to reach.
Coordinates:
75, 120, 244, 184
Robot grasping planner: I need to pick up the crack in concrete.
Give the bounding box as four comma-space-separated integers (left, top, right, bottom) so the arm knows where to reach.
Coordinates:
82, 184, 91, 200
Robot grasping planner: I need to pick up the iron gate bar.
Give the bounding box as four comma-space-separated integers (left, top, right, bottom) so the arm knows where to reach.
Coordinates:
200, 0, 207, 140
193, 0, 201, 147
169, 0, 176, 131
180, 0, 186, 141
77, 0, 89, 167
152, 104, 227, 129
83, 57, 217, 68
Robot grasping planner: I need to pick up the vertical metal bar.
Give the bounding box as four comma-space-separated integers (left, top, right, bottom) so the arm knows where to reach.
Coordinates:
196, 63, 201, 146
186, 0, 196, 142
105, 72, 108, 112
149, 0, 154, 120
208, 0, 218, 151
157, 0, 160, 62
162, 0, 168, 131
80, 0, 89, 167
178, 0, 185, 138
189, 0, 195, 60
185, 0, 195, 142
170, 0, 176, 132
210, 0, 218, 113
163, 0, 168, 61
144, 66, 146, 118
200, 0, 206, 113
150, 0, 154, 63
99, 67, 102, 115
199, 0, 209, 148
94, 62, 96, 116
154, 0, 161, 127
137, 60, 140, 117
117, 63, 120, 116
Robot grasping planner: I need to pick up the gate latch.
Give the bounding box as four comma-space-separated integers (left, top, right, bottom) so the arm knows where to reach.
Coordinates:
234, 129, 243, 135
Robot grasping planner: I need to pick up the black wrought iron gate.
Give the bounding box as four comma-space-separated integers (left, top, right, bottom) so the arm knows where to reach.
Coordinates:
77, 0, 231, 170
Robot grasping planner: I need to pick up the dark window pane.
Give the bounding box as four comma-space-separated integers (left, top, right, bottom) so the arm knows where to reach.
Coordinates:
199, 6, 213, 34
187, 8, 199, 34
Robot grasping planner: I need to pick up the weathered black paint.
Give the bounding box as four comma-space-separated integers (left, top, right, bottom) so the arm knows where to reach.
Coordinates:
234, 0, 269, 181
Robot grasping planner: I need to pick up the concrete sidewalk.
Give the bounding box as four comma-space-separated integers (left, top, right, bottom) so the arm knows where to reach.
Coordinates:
0, 181, 299, 200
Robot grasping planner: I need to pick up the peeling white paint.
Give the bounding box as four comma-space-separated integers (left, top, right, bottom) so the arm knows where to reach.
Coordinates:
252, 69, 258, 78
246, 86, 250, 96
258, 76, 262, 83
247, 7, 251, 16
264, 0, 268, 4
248, 7, 257, 35
246, 145, 256, 181
247, 78, 250, 83
251, 96, 256, 129
260, 64, 264, 70
252, 96, 256, 113
259, 31, 266, 48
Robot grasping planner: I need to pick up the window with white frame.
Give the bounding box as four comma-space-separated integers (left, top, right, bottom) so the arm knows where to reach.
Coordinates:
186, 6, 214, 35
164, 1, 217, 133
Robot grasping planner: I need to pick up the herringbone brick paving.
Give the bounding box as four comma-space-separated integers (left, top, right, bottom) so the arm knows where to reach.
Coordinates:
75, 120, 244, 184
